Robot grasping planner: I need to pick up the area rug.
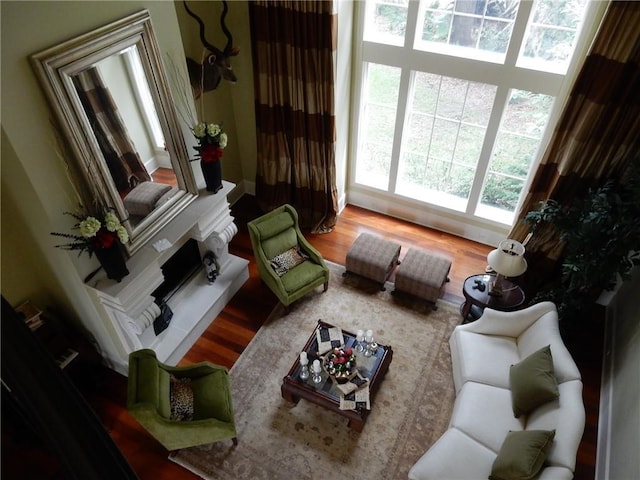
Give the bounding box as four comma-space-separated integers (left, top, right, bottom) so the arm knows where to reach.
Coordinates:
169, 262, 461, 479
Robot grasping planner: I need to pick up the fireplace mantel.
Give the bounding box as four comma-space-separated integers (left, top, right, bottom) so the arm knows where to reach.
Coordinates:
85, 182, 249, 374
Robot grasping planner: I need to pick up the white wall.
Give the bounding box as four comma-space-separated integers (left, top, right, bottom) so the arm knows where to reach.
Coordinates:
597, 266, 640, 479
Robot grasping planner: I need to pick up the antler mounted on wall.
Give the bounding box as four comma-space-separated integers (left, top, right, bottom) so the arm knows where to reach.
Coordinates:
183, 0, 240, 98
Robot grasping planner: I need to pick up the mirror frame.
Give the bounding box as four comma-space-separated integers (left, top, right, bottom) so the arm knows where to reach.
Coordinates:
31, 10, 197, 256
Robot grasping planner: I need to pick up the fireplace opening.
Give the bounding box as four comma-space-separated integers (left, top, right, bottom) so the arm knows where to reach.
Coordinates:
152, 239, 202, 303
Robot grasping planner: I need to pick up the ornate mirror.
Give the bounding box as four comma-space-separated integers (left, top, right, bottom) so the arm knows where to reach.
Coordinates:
31, 10, 197, 255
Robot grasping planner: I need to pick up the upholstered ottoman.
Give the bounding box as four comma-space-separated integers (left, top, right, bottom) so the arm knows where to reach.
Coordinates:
344, 233, 401, 290
394, 248, 451, 308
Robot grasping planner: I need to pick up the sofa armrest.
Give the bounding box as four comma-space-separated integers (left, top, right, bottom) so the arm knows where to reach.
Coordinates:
457, 301, 558, 338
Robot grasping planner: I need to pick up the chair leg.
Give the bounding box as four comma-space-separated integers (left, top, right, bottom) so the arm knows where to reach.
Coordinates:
232, 437, 238, 446
323, 281, 329, 292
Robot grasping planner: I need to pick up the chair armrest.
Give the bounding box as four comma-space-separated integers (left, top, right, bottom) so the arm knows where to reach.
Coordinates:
457, 301, 558, 338
161, 362, 229, 379
297, 234, 326, 266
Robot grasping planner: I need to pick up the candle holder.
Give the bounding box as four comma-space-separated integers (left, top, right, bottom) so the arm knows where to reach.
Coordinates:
364, 329, 374, 357
312, 359, 323, 384
299, 352, 310, 381
355, 329, 365, 353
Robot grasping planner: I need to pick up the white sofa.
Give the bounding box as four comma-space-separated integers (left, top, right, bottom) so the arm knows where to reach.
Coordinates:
409, 302, 585, 480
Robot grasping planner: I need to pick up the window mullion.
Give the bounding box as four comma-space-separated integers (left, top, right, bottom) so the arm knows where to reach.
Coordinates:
388, 68, 412, 193
504, 0, 534, 66
465, 86, 511, 216
404, 0, 420, 48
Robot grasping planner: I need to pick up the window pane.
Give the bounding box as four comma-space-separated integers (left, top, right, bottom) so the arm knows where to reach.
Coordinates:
477, 90, 553, 222
355, 64, 401, 190
364, 0, 409, 46
417, 0, 520, 61
518, 0, 588, 73
397, 73, 496, 210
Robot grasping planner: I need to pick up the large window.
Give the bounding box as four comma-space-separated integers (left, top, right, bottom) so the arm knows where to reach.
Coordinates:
352, 0, 595, 227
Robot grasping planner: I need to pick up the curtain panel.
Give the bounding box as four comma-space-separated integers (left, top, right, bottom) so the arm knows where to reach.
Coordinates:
249, 0, 338, 233
73, 68, 151, 194
508, 1, 640, 292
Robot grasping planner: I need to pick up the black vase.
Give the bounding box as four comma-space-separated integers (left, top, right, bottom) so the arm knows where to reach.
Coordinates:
200, 159, 223, 193
94, 243, 129, 282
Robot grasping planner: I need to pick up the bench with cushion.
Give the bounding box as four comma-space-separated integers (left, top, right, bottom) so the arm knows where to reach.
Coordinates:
394, 248, 451, 308
345, 233, 401, 290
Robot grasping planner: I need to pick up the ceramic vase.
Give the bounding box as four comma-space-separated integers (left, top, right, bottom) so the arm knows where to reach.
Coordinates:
200, 159, 223, 193
94, 243, 129, 282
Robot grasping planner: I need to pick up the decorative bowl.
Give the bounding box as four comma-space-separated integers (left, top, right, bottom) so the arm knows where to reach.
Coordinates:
323, 347, 356, 384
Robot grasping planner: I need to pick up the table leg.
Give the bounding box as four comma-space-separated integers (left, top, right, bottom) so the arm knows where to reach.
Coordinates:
281, 384, 300, 405
460, 301, 472, 320
347, 417, 365, 432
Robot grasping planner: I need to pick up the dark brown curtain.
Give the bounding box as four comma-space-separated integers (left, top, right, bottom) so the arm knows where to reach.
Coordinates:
249, 0, 338, 233
73, 68, 151, 193
508, 1, 640, 293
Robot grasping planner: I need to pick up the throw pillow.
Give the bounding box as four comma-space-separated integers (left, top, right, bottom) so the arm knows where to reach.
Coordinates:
169, 375, 194, 421
270, 245, 309, 276
510, 344, 559, 418
489, 430, 556, 480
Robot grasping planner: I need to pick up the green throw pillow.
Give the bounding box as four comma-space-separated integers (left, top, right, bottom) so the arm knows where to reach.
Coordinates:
490, 430, 555, 480
510, 345, 559, 418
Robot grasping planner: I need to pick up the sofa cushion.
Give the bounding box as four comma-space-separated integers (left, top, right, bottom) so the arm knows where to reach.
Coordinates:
409, 428, 496, 480
262, 229, 298, 260
526, 380, 585, 471
451, 382, 525, 452
253, 211, 294, 240
489, 429, 555, 480
517, 313, 582, 384
510, 345, 559, 418
450, 329, 520, 391
281, 260, 327, 293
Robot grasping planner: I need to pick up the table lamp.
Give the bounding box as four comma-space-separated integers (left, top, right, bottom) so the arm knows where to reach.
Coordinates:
486, 239, 527, 296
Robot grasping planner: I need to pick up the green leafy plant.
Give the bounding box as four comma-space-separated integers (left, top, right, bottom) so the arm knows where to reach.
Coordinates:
524, 158, 640, 321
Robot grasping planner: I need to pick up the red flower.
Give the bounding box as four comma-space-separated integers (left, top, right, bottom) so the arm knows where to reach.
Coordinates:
92, 229, 117, 249
200, 144, 224, 163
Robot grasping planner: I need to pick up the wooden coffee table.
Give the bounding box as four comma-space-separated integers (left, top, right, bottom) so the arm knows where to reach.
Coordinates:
281, 320, 393, 432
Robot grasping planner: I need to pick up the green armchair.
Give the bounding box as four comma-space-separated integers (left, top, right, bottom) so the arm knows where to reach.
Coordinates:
248, 204, 329, 309
127, 349, 237, 451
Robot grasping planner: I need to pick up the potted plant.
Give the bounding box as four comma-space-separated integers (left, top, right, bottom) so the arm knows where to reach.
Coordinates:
191, 122, 228, 193
524, 158, 640, 323
51, 209, 130, 282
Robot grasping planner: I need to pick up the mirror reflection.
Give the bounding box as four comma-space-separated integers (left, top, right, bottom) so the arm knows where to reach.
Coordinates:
72, 45, 179, 228
31, 10, 198, 256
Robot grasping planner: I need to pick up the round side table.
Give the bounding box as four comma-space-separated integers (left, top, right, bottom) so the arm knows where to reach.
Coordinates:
460, 274, 525, 322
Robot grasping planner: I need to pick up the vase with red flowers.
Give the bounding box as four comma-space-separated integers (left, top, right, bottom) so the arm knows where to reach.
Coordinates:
51, 210, 130, 282
191, 122, 227, 193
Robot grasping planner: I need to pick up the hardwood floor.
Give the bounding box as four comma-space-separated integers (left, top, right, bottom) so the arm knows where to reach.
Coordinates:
4, 195, 602, 479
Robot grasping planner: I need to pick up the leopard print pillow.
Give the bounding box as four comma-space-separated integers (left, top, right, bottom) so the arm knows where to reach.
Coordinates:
169, 375, 194, 421
270, 246, 309, 277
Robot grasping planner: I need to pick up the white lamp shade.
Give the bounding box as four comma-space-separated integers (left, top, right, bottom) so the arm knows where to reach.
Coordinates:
487, 240, 528, 278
